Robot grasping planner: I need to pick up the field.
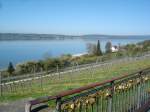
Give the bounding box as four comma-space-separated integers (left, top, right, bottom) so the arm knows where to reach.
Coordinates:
0, 57, 150, 103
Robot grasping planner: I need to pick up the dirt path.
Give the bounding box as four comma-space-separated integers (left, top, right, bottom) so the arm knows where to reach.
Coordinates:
0, 98, 32, 112
0, 98, 52, 112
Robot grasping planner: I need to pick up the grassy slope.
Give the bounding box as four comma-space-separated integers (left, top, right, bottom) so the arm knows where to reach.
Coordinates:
0, 58, 150, 103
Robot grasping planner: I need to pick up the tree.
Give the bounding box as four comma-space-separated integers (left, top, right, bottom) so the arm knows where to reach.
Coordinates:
86, 43, 97, 55
96, 40, 102, 56
105, 41, 112, 53
7, 62, 15, 75
86, 40, 102, 56
43, 58, 53, 71
16, 64, 27, 74
125, 44, 136, 56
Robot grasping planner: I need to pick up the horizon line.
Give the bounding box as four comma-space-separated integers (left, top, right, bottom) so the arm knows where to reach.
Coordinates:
1, 32, 150, 36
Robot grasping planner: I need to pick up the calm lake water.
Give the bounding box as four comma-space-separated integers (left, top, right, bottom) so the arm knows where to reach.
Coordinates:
0, 38, 149, 69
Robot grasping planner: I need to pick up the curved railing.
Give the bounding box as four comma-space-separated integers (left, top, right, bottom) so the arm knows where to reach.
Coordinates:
25, 67, 150, 112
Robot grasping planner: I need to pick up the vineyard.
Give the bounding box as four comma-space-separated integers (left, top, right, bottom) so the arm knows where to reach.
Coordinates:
0, 54, 150, 103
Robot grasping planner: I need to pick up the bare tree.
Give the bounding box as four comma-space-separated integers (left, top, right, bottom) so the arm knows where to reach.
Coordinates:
86, 43, 97, 55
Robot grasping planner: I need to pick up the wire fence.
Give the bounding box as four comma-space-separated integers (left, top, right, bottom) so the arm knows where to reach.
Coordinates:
0, 53, 150, 96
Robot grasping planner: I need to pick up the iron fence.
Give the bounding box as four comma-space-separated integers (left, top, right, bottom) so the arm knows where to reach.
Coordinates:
26, 67, 150, 112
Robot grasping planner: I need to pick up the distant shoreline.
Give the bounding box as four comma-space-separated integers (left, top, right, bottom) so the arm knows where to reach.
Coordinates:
0, 33, 149, 41
0, 35, 149, 69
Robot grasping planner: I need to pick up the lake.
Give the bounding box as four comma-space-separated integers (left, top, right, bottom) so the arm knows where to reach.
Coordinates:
0, 38, 149, 69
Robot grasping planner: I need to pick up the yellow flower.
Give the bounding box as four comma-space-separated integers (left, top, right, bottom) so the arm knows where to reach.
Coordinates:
70, 103, 75, 109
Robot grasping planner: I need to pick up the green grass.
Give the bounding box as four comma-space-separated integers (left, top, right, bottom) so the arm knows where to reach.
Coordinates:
0, 58, 150, 103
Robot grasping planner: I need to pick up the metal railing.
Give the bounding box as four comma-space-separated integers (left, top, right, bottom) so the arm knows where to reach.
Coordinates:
25, 67, 150, 112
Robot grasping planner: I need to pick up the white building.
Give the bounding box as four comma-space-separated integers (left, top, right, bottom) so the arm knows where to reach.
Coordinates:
111, 46, 119, 52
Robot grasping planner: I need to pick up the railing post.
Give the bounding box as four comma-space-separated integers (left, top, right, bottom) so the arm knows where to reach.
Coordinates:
56, 97, 62, 112
40, 68, 43, 91
108, 81, 114, 112
0, 72, 2, 96
25, 102, 32, 112
137, 71, 143, 109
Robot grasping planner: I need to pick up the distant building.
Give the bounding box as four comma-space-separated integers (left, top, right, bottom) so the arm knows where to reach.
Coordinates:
72, 52, 87, 57
111, 45, 119, 52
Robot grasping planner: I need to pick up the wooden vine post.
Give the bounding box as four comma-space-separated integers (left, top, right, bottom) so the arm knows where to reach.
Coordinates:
0, 72, 2, 96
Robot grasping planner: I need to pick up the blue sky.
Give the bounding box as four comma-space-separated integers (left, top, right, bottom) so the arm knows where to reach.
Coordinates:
0, 0, 150, 35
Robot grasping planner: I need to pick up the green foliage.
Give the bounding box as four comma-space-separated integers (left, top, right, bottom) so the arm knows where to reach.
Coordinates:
43, 58, 54, 71
138, 40, 150, 51
101, 53, 113, 61
123, 40, 150, 56
116, 51, 125, 58
76, 55, 98, 65
60, 55, 71, 67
